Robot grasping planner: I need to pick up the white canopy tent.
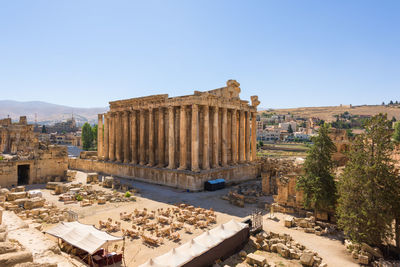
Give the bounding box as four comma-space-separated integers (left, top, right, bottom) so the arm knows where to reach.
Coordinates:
45, 221, 123, 255
139, 219, 248, 267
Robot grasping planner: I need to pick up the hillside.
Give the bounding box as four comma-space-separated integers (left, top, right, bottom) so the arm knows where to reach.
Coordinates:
261, 105, 400, 122
0, 100, 108, 125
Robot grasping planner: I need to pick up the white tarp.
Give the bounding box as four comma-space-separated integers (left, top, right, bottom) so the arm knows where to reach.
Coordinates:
139, 219, 248, 267
45, 221, 123, 254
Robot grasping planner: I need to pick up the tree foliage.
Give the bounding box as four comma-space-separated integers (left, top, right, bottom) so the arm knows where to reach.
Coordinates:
337, 114, 400, 246
82, 122, 96, 150
394, 121, 400, 143
296, 124, 337, 212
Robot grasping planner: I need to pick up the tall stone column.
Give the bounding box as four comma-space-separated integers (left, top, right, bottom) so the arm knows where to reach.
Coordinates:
148, 108, 155, 166
139, 109, 146, 165
245, 111, 251, 162
103, 114, 109, 161
191, 104, 200, 172
130, 110, 137, 164
115, 112, 122, 162
212, 106, 219, 168
251, 112, 257, 161
221, 108, 228, 167
202, 105, 210, 170
178, 105, 187, 170
109, 113, 115, 161
158, 107, 165, 167
97, 114, 103, 159
239, 110, 245, 163
123, 111, 129, 163
231, 109, 238, 164
167, 106, 175, 169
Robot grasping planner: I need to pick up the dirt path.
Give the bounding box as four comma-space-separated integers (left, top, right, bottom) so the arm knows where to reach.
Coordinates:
263, 212, 357, 267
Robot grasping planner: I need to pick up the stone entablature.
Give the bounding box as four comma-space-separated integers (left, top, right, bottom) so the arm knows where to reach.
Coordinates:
97, 80, 259, 172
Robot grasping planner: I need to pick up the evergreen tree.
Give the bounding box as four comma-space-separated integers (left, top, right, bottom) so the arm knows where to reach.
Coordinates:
337, 114, 400, 246
288, 124, 293, 134
394, 121, 400, 143
92, 124, 98, 150
81, 123, 93, 151
296, 124, 337, 213
41, 125, 46, 133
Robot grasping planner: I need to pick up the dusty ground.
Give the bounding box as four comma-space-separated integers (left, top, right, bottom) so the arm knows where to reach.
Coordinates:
28, 171, 357, 267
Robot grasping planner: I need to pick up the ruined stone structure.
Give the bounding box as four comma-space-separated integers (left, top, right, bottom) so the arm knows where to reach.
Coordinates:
261, 158, 304, 208
328, 128, 350, 166
70, 80, 261, 190
0, 116, 36, 155
0, 116, 68, 187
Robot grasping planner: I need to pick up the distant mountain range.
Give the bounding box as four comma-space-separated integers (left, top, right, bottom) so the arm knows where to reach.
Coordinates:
0, 100, 108, 126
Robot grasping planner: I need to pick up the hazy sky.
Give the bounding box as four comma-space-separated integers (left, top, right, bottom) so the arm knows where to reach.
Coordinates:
0, 1, 399, 108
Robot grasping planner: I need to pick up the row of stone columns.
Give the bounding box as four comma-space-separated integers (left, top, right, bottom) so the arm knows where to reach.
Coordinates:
98, 105, 257, 171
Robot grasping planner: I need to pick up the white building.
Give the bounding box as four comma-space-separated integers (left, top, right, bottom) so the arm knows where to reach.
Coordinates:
294, 132, 310, 141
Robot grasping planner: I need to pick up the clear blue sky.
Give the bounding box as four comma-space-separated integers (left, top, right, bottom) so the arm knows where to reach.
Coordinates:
0, 0, 399, 109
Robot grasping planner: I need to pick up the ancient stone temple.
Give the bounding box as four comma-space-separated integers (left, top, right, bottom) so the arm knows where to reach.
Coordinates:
69, 80, 261, 190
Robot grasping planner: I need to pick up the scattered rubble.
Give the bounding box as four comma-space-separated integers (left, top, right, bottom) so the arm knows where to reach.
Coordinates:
222, 181, 264, 208
283, 215, 338, 237
345, 240, 385, 266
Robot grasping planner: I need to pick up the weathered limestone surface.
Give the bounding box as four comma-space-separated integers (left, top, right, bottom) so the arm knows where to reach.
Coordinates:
0, 117, 68, 187
93, 80, 261, 189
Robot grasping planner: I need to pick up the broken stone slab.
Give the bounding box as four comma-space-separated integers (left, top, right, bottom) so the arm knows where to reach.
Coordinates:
46, 182, 62, 190
276, 243, 290, 258
358, 254, 369, 265
24, 197, 45, 210
300, 252, 315, 267
0, 242, 18, 255
246, 252, 266, 266
0, 251, 33, 267
361, 242, 383, 258
86, 173, 99, 183
7, 192, 27, 201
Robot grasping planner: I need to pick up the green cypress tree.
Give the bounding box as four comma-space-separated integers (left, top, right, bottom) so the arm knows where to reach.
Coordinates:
81, 123, 93, 151
337, 114, 400, 246
296, 124, 337, 213
394, 121, 400, 143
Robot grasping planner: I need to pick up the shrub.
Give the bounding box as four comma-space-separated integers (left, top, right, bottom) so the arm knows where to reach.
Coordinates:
124, 191, 131, 198
75, 194, 83, 201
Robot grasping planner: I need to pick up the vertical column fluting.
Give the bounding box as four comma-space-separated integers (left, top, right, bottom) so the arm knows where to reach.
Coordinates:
231, 109, 238, 164
148, 108, 155, 166
123, 111, 129, 163
103, 114, 109, 161
251, 112, 257, 161
245, 111, 251, 162
212, 106, 219, 168
191, 104, 200, 172
97, 114, 103, 159
130, 110, 137, 164
202, 105, 210, 170
109, 113, 115, 161
158, 107, 165, 167
239, 110, 245, 163
139, 109, 146, 165
167, 106, 175, 169
115, 112, 122, 162
221, 107, 228, 167
178, 105, 187, 170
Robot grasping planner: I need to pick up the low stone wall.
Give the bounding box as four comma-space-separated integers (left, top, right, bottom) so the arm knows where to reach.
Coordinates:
68, 158, 261, 191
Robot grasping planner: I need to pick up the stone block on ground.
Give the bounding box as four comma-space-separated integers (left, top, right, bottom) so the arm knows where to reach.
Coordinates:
300, 252, 315, 266
86, 173, 98, 183
358, 254, 369, 265
0, 251, 33, 267
361, 242, 383, 258
246, 252, 266, 266
24, 197, 45, 210
284, 216, 294, 228
46, 182, 61, 190
7, 192, 27, 201
276, 243, 290, 258
0, 242, 18, 255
